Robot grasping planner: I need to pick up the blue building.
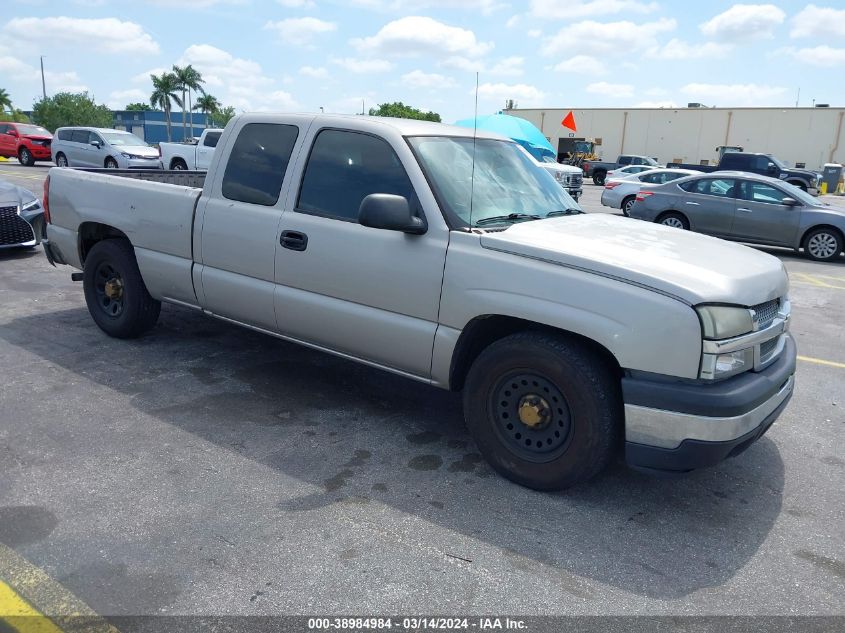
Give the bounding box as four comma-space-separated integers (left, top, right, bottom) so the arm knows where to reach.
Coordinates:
112, 110, 210, 144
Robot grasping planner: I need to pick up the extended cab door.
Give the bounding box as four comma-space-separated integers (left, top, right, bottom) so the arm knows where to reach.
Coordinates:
196, 131, 221, 170
194, 117, 310, 330
272, 126, 450, 379
731, 179, 802, 246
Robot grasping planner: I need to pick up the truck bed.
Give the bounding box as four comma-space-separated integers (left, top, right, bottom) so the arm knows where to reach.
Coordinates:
74, 168, 207, 189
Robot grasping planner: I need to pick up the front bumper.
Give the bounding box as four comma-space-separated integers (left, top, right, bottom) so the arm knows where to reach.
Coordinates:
25, 146, 52, 160
624, 335, 796, 472
124, 157, 162, 169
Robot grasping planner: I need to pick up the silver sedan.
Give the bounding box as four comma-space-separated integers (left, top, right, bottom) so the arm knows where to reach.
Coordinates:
601, 168, 700, 216
629, 170, 845, 262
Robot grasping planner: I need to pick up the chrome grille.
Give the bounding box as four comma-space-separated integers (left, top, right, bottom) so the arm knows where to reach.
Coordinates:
751, 299, 779, 330
760, 337, 779, 363
0, 205, 35, 246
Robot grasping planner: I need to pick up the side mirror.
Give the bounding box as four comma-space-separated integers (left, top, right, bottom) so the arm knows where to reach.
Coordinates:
766, 163, 777, 174
90, 140, 102, 148
781, 197, 799, 207
359, 194, 426, 235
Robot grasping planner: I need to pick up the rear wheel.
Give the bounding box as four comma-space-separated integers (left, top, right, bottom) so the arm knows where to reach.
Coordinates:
55, 153, 68, 167
622, 196, 636, 216
593, 171, 606, 186
105, 157, 118, 169
657, 212, 689, 230
463, 332, 621, 491
19, 147, 34, 167
83, 239, 161, 338
171, 159, 187, 170
804, 227, 843, 262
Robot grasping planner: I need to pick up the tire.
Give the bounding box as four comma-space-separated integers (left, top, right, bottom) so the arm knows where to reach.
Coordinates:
105, 157, 118, 169
657, 212, 689, 230
19, 147, 34, 167
83, 239, 161, 339
55, 153, 68, 167
803, 227, 843, 262
463, 331, 621, 491
622, 196, 636, 216
171, 159, 187, 170
592, 171, 606, 186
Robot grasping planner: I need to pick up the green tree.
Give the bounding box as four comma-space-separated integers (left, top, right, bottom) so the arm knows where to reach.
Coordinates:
367, 101, 441, 122
124, 102, 153, 111
193, 94, 220, 125
31, 92, 112, 132
214, 105, 237, 127
2, 109, 31, 123
172, 64, 205, 140
150, 72, 182, 142
0, 88, 12, 113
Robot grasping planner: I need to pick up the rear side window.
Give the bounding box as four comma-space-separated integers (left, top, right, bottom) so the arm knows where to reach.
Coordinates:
57, 129, 72, 141
203, 132, 221, 148
684, 178, 736, 197
618, 156, 632, 165
222, 123, 299, 206
297, 129, 414, 221
70, 130, 89, 144
720, 153, 744, 169
0, 125, 8, 135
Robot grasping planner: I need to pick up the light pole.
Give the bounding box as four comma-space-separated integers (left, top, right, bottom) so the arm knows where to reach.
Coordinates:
40, 56, 47, 100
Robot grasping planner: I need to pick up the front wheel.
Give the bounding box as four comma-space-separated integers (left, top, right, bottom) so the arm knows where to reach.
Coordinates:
83, 239, 161, 338
593, 171, 606, 186
804, 228, 843, 262
463, 332, 621, 491
105, 157, 118, 169
19, 147, 34, 166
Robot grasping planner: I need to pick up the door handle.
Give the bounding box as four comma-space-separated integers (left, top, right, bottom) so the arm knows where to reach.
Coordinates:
280, 230, 308, 251
738, 208, 752, 213
685, 201, 700, 206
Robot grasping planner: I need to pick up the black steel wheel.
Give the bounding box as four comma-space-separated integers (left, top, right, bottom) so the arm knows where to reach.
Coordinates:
83, 239, 160, 338
463, 331, 622, 490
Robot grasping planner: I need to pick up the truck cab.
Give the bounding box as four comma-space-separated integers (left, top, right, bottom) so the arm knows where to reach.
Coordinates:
717, 153, 820, 194
159, 128, 223, 171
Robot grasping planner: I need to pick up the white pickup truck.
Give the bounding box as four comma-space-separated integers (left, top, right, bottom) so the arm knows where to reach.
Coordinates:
42, 113, 796, 490
158, 128, 223, 170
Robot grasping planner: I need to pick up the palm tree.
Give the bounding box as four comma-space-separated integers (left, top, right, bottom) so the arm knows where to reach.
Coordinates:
0, 88, 12, 114
193, 94, 220, 126
172, 64, 205, 141
149, 72, 182, 142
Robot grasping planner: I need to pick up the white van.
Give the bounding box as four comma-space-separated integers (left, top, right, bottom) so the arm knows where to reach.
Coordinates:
52, 127, 160, 169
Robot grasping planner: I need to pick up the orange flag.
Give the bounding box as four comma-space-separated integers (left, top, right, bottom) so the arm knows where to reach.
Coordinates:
561, 111, 577, 132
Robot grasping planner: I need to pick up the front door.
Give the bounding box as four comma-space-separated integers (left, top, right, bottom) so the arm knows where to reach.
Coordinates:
196, 132, 220, 170
0, 125, 12, 157
679, 176, 738, 237
731, 180, 802, 246
273, 128, 449, 379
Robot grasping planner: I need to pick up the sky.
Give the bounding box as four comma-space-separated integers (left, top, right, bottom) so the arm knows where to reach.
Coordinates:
2, 1, 844, 123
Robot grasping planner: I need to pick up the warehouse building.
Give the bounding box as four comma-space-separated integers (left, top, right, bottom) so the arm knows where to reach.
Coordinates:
506, 105, 845, 171
111, 110, 210, 144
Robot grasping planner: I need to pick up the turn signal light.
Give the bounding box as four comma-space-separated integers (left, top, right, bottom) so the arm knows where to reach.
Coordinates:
605, 182, 621, 189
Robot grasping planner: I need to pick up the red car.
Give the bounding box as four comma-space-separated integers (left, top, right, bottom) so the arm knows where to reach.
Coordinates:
0, 122, 53, 166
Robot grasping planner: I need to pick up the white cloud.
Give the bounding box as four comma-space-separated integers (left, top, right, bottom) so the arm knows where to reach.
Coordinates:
790, 4, 845, 39
635, 100, 678, 108
264, 17, 336, 45
143, 0, 248, 5
550, 54, 607, 75
350, 0, 503, 13
132, 67, 169, 84
108, 88, 147, 108
489, 56, 524, 76
0, 53, 86, 94
4, 16, 159, 54
331, 57, 395, 73
648, 38, 732, 60
530, 0, 658, 19
700, 4, 785, 40
402, 70, 456, 88
527, 29, 542, 38
544, 18, 676, 57
476, 82, 544, 105
681, 82, 787, 106
439, 56, 484, 72
352, 16, 492, 58
586, 81, 634, 97
299, 65, 329, 78
277, 0, 316, 7
778, 45, 845, 67
264, 90, 300, 111
506, 14, 520, 28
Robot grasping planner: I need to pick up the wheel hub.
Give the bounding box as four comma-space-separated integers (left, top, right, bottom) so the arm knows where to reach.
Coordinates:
104, 277, 123, 300
517, 394, 551, 429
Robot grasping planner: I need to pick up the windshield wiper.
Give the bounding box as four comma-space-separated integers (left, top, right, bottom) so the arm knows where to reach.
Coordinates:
545, 209, 582, 217
474, 213, 541, 226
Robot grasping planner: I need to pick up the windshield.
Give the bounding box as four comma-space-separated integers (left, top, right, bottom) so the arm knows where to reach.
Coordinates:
101, 132, 148, 147
767, 154, 787, 169
643, 156, 659, 166
781, 181, 818, 206
16, 124, 50, 136
408, 136, 582, 228
540, 155, 557, 164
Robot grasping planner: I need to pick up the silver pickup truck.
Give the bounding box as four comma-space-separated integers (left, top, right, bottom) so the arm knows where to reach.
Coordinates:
42, 113, 796, 490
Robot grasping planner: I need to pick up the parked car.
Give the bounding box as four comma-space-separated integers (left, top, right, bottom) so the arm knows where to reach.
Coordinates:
605, 164, 660, 180
52, 128, 160, 169
0, 122, 53, 166
159, 128, 224, 171
602, 168, 701, 215
518, 147, 583, 201
629, 171, 845, 261
43, 114, 795, 490
0, 179, 43, 249
668, 152, 820, 194
582, 154, 660, 186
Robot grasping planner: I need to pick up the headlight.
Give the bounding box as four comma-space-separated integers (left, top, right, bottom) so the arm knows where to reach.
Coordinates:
554, 171, 564, 181
21, 198, 41, 212
696, 305, 753, 340
120, 152, 132, 158
700, 348, 754, 380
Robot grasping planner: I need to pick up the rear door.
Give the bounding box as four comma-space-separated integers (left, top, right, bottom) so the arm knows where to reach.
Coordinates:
731, 179, 802, 246
678, 177, 738, 236
0, 124, 11, 157
196, 131, 221, 170
68, 130, 92, 166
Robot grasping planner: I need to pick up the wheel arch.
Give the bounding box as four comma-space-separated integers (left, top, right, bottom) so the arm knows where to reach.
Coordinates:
655, 209, 689, 226
78, 222, 131, 265
448, 314, 622, 392
170, 157, 188, 169
104, 156, 118, 168
801, 224, 844, 250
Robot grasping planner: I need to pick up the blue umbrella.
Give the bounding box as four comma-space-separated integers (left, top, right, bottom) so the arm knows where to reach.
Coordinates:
454, 113, 556, 161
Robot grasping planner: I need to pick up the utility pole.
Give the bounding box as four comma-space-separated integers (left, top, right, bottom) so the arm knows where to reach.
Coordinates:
795, 87, 800, 107
40, 56, 47, 100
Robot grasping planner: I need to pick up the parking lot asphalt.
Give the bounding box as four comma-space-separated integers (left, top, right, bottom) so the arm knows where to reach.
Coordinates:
0, 162, 843, 619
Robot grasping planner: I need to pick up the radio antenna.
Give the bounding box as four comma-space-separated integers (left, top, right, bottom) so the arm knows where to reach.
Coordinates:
468, 71, 479, 229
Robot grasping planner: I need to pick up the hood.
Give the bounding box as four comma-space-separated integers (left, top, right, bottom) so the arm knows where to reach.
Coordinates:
22, 134, 52, 141
120, 145, 159, 158
541, 162, 581, 174
0, 181, 35, 207
479, 214, 788, 306
784, 167, 817, 179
